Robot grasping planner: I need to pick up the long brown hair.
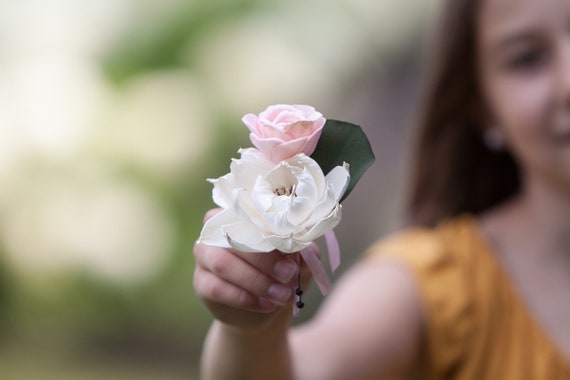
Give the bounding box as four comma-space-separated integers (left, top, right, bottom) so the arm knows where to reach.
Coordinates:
407, 0, 520, 227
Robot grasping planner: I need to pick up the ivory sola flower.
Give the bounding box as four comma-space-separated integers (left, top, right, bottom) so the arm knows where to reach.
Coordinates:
197, 148, 350, 253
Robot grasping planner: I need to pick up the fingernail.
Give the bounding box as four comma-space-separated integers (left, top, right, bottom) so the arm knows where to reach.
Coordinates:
268, 284, 292, 304
274, 260, 297, 283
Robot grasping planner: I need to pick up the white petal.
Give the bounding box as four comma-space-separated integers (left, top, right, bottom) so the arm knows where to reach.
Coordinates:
196, 209, 238, 248
266, 235, 311, 254
288, 168, 319, 225
260, 209, 304, 236
325, 163, 350, 202
286, 154, 325, 197
209, 173, 235, 209
304, 186, 338, 226
231, 148, 273, 189
265, 161, 299, 189
271, 195, 293, 213
252, 175, 274, 212
298, 204, 342, 242
301, 163, 349, 226
294, 166, 319, 203
223, 220, 275, 252
235, 187, 265, 227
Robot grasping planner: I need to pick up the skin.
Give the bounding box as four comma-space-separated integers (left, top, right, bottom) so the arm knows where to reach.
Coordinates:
477, 0, 570, 360
195, 210, 422, 380
194, 0, 570, 377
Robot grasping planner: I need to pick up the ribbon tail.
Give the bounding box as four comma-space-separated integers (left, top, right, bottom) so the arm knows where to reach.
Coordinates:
293, 304, 300, 317
325, 230, 341, 273
300, 245, 331, 296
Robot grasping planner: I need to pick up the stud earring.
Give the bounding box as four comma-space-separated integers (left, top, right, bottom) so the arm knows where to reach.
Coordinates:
483, 127, 505, 151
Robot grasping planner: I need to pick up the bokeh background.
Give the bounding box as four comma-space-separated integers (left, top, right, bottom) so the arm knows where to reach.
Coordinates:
0, 0, 437, 378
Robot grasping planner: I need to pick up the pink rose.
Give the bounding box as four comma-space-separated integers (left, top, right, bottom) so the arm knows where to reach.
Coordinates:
242, 104, 326, 162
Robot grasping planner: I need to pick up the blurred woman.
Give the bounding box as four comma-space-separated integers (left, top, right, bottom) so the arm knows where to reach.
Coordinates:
193, 0, 570, 378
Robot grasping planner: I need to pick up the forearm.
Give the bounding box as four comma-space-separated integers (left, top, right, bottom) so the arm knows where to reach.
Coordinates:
201, 320, 294, 380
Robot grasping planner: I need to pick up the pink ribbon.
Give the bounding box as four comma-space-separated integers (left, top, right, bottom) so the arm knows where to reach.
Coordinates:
300, 245, 331, 295
325, 230, 340, 273
293, 230, 341, 315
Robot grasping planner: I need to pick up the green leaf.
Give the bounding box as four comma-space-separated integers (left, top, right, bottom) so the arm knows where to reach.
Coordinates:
311, 119, 375, 202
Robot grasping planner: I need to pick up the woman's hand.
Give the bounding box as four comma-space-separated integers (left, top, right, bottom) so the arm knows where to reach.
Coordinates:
193, 208, 317, 331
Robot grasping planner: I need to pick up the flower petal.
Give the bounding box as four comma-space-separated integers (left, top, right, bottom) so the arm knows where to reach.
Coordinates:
270, 138, 309, 162
235, 185, 265, 227
299, 204, 342, 242
288, 167, 319, 225
292, 104, 318, 117
248, 133, 282, 160
265, 235, 310, 254
287, 154, 325, 197
242, 113, 259, 134
223, 220, 274, 252
274, 110, 303, 125
231, 148, 273, 188
260, 209, 304, 236
303, 163, 348, 226
196, 209, 238, 248
252, 175, 275, 212
209, 172, 238, 209
325, 163, 350, 202
300, 121, 325, 156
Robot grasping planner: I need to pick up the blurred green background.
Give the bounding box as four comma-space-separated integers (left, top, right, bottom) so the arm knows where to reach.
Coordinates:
0, 0, 437, 378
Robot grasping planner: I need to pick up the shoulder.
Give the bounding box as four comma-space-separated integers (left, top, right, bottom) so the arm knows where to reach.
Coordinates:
365, 214, 482, 376
293, 215, 488, 380
366, 214, 476, 268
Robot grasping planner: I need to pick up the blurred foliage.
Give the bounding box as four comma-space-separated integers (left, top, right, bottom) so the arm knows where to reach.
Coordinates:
0, 0, 431, 378
104, 0, 264, 83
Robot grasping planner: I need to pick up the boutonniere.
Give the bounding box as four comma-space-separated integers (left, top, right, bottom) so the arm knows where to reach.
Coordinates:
198, 104, 374, 312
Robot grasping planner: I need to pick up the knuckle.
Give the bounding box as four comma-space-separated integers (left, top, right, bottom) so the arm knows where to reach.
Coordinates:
207, 277, 226, 302
210, 254, 229, 276
249, 271, 271, 296
236, 289, 257, 309
192, 268, 209, 299
193, 268, 226, 303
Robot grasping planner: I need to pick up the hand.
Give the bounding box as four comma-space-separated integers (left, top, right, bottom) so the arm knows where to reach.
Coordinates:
193, 209, 317, 331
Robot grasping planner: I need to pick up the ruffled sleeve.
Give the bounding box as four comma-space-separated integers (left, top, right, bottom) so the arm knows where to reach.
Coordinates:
365, 218, 475, 379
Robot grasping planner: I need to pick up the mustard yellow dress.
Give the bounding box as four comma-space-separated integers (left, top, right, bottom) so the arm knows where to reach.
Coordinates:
367, 214, 570, 379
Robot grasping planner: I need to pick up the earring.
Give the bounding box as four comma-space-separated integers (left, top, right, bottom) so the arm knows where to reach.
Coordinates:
483, 127, 505, 151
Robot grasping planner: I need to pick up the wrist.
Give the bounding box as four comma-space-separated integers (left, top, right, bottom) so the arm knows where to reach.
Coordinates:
203, 318, 294, 380
217, 305, 293, 338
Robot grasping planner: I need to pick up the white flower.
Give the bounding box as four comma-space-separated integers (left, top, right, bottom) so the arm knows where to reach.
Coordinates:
198, 148, 350, 253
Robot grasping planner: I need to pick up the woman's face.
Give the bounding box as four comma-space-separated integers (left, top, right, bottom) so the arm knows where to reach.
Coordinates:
478, 0, 570, 193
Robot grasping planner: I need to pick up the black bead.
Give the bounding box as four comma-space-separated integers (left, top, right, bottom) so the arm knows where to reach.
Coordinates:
295, 287, 303, 296
296, 301, 305, 309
